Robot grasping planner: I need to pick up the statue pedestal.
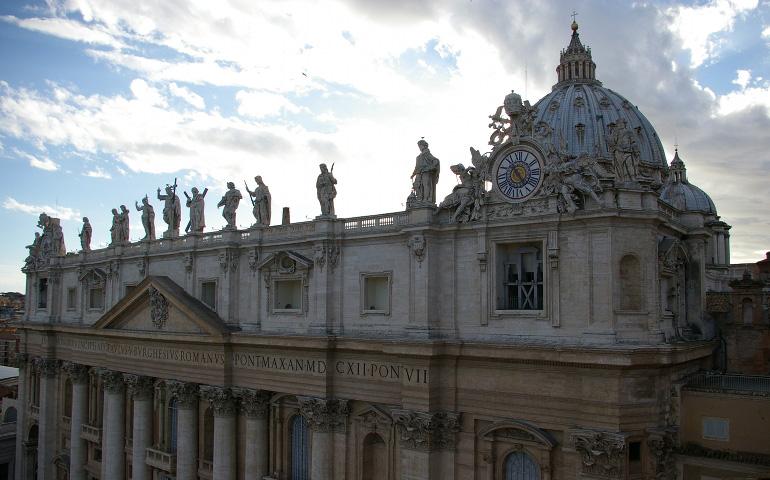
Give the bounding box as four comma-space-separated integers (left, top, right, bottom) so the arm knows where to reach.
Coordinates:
163, 229, 179, 238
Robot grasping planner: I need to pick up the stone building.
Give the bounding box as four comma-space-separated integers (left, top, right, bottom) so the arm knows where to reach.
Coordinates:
14, 21, 765, 480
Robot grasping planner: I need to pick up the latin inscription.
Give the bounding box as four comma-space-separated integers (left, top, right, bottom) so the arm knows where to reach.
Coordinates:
55, 337, 428, 383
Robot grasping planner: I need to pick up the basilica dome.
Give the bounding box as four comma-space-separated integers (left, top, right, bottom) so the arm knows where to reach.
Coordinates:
530, 22, 669, 175
659, 149, 717, 214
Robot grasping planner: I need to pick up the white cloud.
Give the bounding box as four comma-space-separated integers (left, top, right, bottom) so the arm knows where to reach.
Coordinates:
235, 90, 301, 118
169, 83, 205, 109
130, 79, 167, 106
1, 14, 125, 48
718, 84, 770, 115
13, 147, 59, 171
83, 166, 112, 179
732, 69, 752, 88
2, 197, 79, 220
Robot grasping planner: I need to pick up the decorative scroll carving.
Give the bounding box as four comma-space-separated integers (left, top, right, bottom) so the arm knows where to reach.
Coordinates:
392, 409, 461, 452
148, 285, 169, 330
263, 272, 271, 314
200, 386, 237, 417
62, 362, 90, 385
110, 260, 120, 279
248, 250, 258, 277
232, 388, 271, 419
123, 374, 154, 400
137, 258, 146, 277
219, 251, 239, 276
183, 253, 193, 276
569, 427, 627, 478
328, 245, 340, 270
166, 380, 199, 408
98, 369, 125, 394
297, 396, 350, 433
314, 245, 326, 272
14, 353, 30, 370
35, 358, 61, 378
302, 272, 310, 313
408, 235, 426, 267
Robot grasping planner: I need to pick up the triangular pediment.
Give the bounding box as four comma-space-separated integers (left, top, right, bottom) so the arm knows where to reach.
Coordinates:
353, 405, 392, 426
91, 276, 237, 335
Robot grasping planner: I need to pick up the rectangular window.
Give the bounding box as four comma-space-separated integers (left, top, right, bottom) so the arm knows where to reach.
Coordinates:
361, 273, 391, 315
703, 418, 729, 441
89, 288, 103, 310
38, 279, 48, 309
275, 279, 301, 311
497, 244, 543, 311
66, 288, 77, 310
201, 281, 217, 310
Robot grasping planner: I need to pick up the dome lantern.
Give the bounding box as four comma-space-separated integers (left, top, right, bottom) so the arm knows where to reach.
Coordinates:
556, 20, 600, 87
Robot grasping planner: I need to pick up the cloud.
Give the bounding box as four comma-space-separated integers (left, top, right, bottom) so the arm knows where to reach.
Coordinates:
12, 148, 59, 171
2, 197, 79, 220
235, 90, 301, 118
130, 78, 167, 106
169, 82, 205, 109
1, 14, 125, 48
83, 166, 112, 179
732, 69, 751, 88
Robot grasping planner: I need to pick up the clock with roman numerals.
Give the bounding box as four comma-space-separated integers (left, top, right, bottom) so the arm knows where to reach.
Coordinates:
491, 144, 545, 203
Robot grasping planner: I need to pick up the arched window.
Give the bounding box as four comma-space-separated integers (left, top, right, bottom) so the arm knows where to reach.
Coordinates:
504, 451, 539, 480
290, 415, 309, 480
3, 406, 16, 423
168, 397, 178, 454
619, 254, 643, 310
362, 433, 387, 480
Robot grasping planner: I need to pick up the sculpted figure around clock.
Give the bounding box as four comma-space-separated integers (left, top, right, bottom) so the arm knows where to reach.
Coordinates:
606, 118, 640, 183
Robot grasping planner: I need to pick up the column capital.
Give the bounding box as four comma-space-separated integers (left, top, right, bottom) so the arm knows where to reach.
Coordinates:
297, 396, 350, 433
392, 408, 461, 452
123, 374, 154, 400
200, 385, 237, 417
232, 388, 271, 419
98, 369, 125, 394
62, 362, 90, 385
14, 352, 31, 370
35, 357, 61, 378
166, 380, 199, 408
569, 427, 628, 479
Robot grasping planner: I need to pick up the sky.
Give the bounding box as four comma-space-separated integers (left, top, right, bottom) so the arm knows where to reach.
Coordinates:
0, 0, 769, 293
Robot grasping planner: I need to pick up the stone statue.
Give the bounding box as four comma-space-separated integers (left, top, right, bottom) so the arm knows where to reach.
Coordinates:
217, 182, 242, 229
488, 90, 538, 146
157, 183, 182, 236
23, 232, 42, 271
135, 197, 155, 241
79, 217, 92, 251
316, 163, 337, 217
439, 162, 485, 223
246, 176, 271, 226
184, 187, 208, 233
411, 140, 440, 205
36, 212, 65, 258
120, 205, 130, 242
544, 152, 607, 213
605, 118, 640, 183
110, 208, 121, 245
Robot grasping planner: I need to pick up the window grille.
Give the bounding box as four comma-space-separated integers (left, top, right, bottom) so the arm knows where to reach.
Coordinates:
290, 415, 309, 480
168, 397, 178, 454
504, 451, 539, 480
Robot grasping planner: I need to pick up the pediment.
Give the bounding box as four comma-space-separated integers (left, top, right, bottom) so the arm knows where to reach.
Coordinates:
79, 268, 107, 286
91, 275, 237, 335
255, 250, 314, 272
478, 419, 558, 448
353, 405, 393, 426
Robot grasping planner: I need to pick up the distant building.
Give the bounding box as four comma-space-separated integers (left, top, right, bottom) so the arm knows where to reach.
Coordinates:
14, 20, 768, 480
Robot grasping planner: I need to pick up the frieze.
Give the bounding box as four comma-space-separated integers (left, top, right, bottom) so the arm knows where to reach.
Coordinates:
62, 362, 90, 385
298, 396, 350, 433
232, 388, 271, 419
200, 386, 237, 417
98, 369, 125, 394
569, 427, 627, 478
392, 409, 460, 452
166, 380, 199, 408
148, 285, 169, 329
123, 373, 154, 400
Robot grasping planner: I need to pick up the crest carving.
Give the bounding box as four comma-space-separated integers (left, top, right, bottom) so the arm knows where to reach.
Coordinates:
149, 285, 169, 330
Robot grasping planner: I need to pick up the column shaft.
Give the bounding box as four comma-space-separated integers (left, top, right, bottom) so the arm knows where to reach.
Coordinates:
37, 359, 59, 480
132, 397, 152, 480
102, 390, 126, 479
176, 406, 199, 479
311, 431, 334, 480
13, 355, 29, 480
213, 414, 236, 480
245, 417, 269, 479
69, 381, 89, 480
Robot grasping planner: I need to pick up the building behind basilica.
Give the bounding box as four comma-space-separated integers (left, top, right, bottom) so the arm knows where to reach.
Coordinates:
13, 21, 770, 480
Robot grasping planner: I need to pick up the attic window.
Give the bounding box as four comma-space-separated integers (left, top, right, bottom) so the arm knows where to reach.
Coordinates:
275, 279, 301, 311
89, 288, 103, 310
361, 273, 391, 315
201, 281, 217, 310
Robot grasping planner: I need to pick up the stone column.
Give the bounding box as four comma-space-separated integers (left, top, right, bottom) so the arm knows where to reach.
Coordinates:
392, 409, 461, 480
167, 381, 198, 480
233, 388, 271, 479
124, 374, 154, 480
36, 358, 60, 480
62, 363, 90, 480
99, 369, 126, 480
13, 354, 30, 480
298, 396, 350, 480
200, 386, 237, 480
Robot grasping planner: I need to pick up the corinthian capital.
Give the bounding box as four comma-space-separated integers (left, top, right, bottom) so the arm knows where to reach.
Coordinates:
297, 396, 350, 433
62, 362, 90, 385
392, 408, 461, 452
35, 358, 61, 378
166, 380, 199, 408
98, 369, 125, 394
200, 386, 237, 417
569, 427, 627, 478
232, 388, 271, 419
123, 374, 154, 400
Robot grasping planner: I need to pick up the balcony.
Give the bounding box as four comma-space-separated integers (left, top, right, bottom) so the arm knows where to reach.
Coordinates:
61, 416, 71, 429
80, 424, 102, 444
146, 447, 176, 474
684, 373, 770, 395
197, 458, 213, 479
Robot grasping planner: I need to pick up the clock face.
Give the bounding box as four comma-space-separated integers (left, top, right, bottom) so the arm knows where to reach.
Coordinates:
492, 146, 545, 203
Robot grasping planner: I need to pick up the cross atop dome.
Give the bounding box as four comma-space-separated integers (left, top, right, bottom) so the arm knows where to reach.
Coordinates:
555, 17, 600, 88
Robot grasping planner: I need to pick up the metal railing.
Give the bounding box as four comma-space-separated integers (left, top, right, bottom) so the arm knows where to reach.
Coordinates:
684, 373, 770, 394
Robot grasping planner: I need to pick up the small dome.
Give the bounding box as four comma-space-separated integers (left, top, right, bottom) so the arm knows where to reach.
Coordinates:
659, 150, 717, 214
